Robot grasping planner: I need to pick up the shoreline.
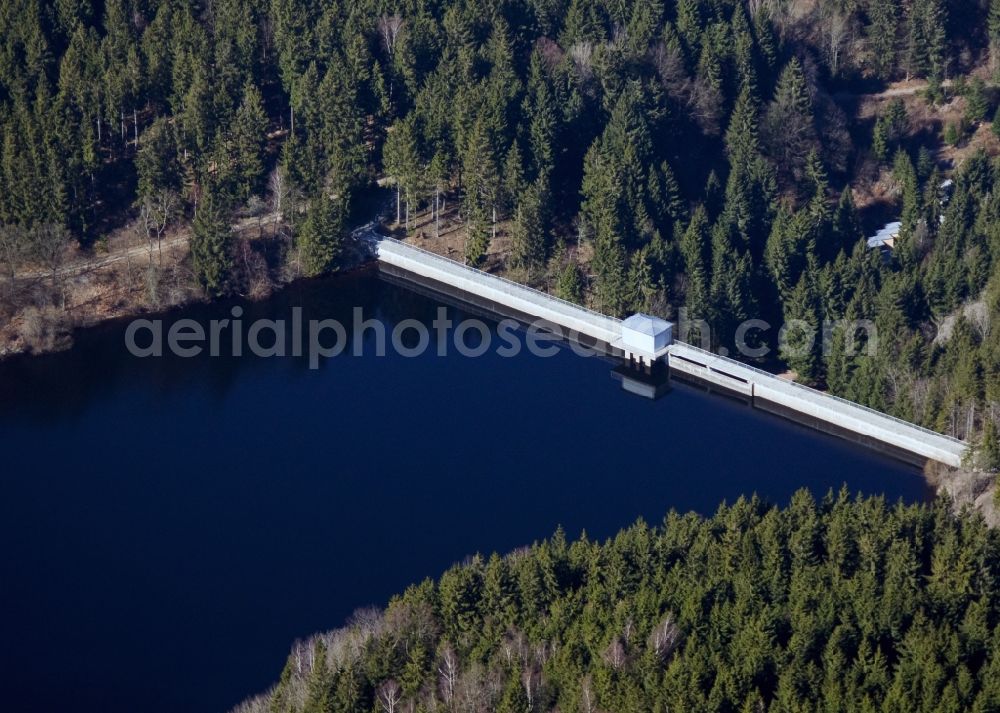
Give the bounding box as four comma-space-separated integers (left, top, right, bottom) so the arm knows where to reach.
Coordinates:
0, 221, 377, 361
3, 224, 997, 524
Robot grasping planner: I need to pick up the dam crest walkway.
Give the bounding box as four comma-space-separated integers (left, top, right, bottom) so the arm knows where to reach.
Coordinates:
363, 231, 968, 468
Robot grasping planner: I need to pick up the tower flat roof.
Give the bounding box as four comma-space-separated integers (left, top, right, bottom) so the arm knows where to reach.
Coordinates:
622, 313, 672, 335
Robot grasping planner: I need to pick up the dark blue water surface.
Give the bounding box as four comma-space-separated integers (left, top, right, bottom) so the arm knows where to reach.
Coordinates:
0, 270, 926, 713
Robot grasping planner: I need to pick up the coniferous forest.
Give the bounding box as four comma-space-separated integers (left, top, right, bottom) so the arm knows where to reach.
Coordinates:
5, 1, 1000, 447
9, 3, 1000, 711
239, 492, 1000, 713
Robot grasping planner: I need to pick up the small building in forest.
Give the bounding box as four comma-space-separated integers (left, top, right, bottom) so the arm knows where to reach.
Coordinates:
866, 221, 901, 250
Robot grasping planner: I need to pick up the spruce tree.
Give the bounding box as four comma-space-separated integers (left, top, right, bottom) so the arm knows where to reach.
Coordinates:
298, 191, 344, 277
710, 219, 755, 346
555, 258, 584, 305
658, 161, 687, 224
905, 0, 948, 87
675, 0, 701, 56
190, 193, 233, 297
868, 0, 899, 80
232, 80, 268, 200
872, 118, 889, 164
315, 57, 366, 197
502, 142, 525, 219
511, 180, 547, 271
627, 246, 658, 314
560, 0, 605, 46
383, 117, 422, 228
680, 205, 711, 319
825, 321, 857, 395
301, 641, 332, 713
593, 234, 628, 316
781, 274, 821, 383
725, 86, 761, 165
525, 51, 557, 183
766, 208, 815, 303
966, 77, 990, 124
136, 118, 181, 200
893, 149, 922, 267
764, 58, 817, 178
462, 117, 499, 266
830, 188, 862, 257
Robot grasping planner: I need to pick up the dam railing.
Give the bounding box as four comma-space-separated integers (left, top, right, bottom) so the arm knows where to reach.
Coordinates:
667, 341, 967, 466
370, 233, 622, 344
374, 234, 614, 321
363, 231, 969, 467
670, 341, 965, 445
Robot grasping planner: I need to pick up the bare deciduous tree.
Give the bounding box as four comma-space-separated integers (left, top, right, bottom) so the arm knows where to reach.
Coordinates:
653, 41, 689, 99
269, 166, 304, 249
138, 189, 179, 266
0, 224, 25, 286
378, 14, 404, 58
603, 637, 626, 671
824, 10, 850, 76
536, 37, 564, 69
438, 643, 459, 708
569, 42, 594, 80
377, 679, 402, 713
350, 606, 385, 640
580, 675, 598, 713
31, 223, 71, 307
245, 195, 268, 238
622, 618, 634, 645
969, 300, 991, 341
229, 692, 271, 713
534, 640, 551, 665
383, 601, 440, 654
687, 79, 724, 136
522, 666, 540, 710
268, 166, 290, 229
455, 663, 501, 713
649, 613, 682, 662
235, 237, 272, 299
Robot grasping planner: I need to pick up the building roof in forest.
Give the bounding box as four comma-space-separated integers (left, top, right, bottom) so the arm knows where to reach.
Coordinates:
867, 221, 901, 249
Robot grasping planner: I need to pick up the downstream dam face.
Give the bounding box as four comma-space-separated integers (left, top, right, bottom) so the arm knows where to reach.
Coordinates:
367, 233, 967, 469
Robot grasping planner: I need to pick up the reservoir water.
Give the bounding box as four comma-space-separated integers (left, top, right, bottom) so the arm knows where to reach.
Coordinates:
0, 269, 927, 713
